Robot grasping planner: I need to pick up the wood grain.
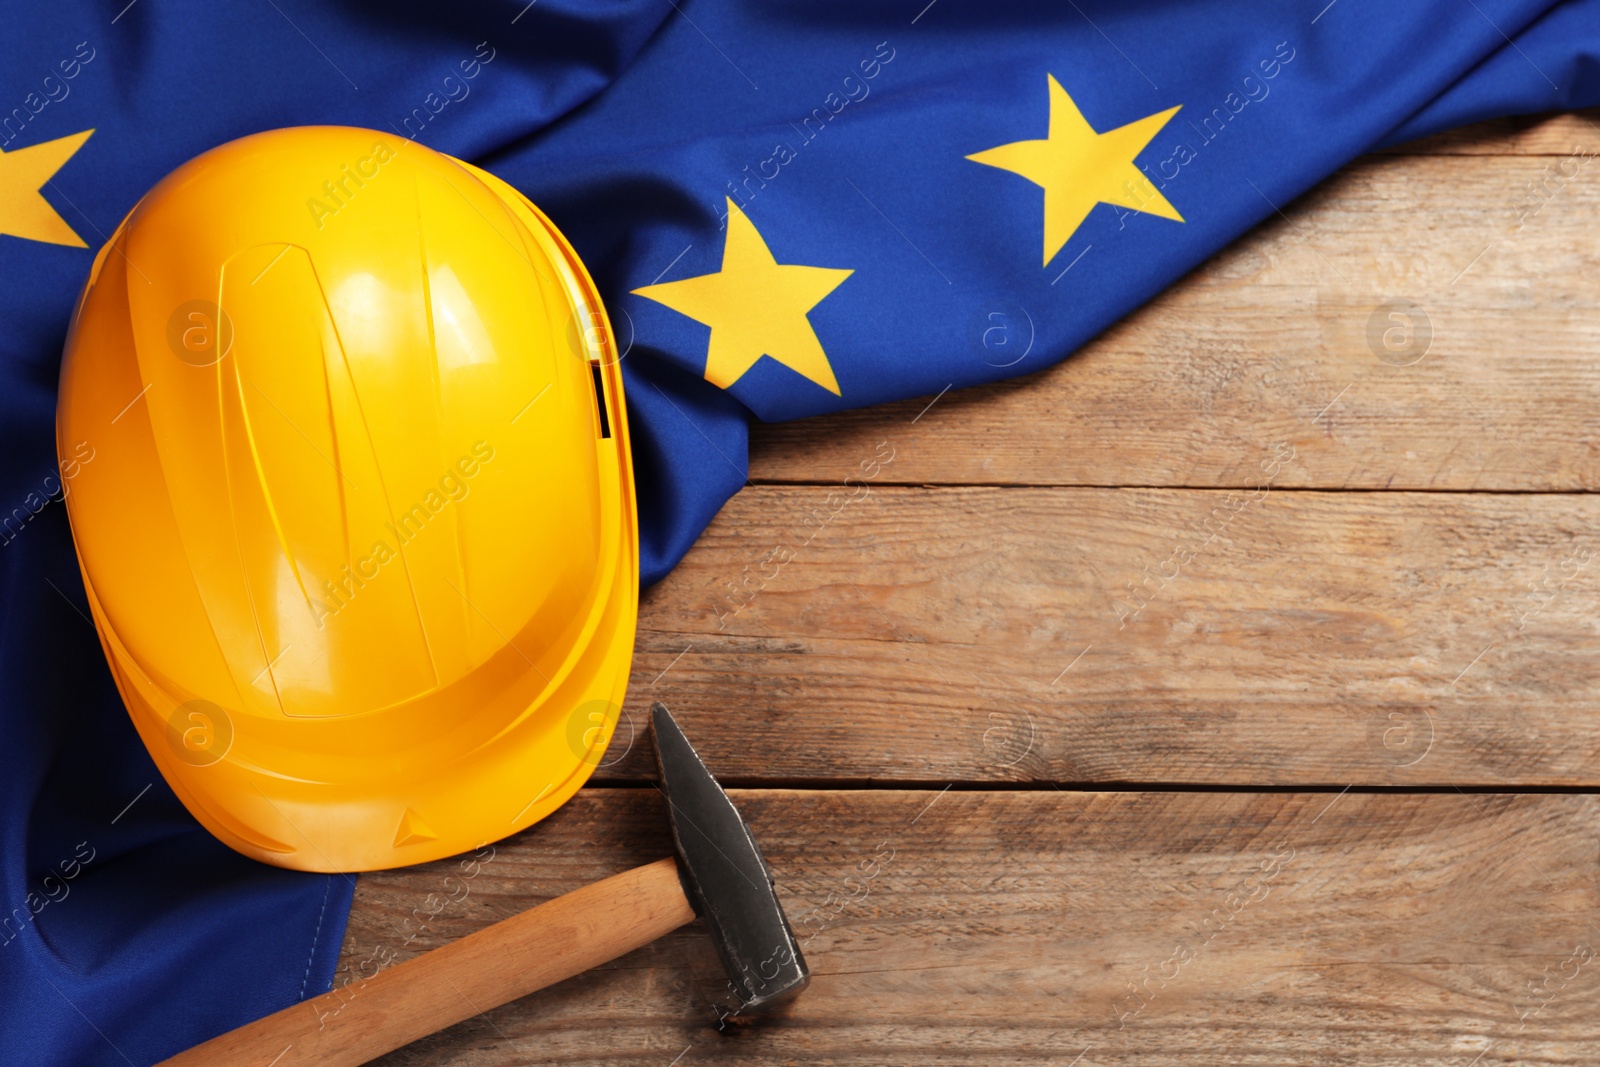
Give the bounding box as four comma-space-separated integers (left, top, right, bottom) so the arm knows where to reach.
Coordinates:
750, 153, 1600, 490
598, 485, 1600, 787
330, 109, 1600, 1066
341, 788, 1600, 1067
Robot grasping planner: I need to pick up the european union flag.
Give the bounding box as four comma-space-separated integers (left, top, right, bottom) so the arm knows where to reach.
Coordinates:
2, 1, 1598, 1062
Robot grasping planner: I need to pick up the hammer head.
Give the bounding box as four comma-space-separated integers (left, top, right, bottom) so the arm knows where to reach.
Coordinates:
651, 702, 809, 1013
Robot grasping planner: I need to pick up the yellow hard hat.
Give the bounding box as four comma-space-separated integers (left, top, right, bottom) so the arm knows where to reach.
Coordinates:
56, 127, 636, 872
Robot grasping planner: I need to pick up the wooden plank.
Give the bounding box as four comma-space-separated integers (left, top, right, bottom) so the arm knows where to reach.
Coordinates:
342, 788, 1600, 1066
328, 119, 1600, 1067
749, 152, 1600, 491
592, 486, 1600, 787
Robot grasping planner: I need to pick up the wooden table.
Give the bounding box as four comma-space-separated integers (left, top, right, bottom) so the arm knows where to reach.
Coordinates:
341, 110, 1600, 1065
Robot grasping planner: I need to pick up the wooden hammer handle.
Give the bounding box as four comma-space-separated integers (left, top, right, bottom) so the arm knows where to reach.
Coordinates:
158, 857, 694, 1067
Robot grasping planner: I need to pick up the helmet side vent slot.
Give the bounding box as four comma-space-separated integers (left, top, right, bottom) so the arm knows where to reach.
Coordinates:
588, 361, 612, 439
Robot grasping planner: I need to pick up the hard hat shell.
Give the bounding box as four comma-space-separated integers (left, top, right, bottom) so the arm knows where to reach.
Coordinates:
56, 127, 637, 872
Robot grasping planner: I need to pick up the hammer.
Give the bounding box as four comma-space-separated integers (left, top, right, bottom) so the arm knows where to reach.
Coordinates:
158, 704, 809, 1066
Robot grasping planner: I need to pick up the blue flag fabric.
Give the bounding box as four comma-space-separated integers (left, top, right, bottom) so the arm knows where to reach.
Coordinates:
2, 2, 1598, 1062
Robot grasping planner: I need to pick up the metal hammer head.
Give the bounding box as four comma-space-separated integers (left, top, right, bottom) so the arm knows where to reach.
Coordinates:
651, 702, 809, 1013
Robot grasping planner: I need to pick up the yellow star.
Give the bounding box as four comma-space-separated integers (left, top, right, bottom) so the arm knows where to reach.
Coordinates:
0, 129, 94, 248
968, 77, 1181, 266
633, 199, 853, 395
